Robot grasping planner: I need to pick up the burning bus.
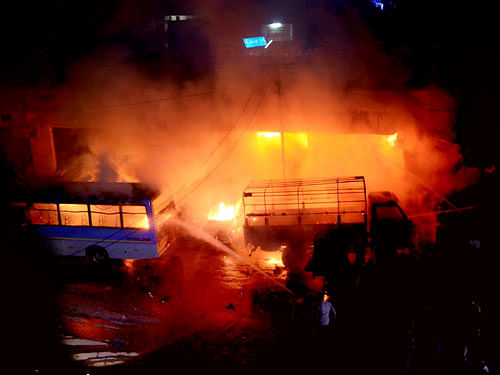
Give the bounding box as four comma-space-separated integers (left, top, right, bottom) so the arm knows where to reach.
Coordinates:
10, 181, 175, 264
242, 176, 412, 273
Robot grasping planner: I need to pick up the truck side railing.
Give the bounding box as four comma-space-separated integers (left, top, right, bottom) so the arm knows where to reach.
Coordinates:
243, 176, 367, 226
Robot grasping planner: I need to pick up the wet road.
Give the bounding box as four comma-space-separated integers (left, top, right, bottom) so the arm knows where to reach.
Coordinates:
5, 222, 500, 374
53, 226, 325, 372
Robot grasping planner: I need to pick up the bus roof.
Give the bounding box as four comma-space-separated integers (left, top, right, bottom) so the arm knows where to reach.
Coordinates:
12, 181, 160, 205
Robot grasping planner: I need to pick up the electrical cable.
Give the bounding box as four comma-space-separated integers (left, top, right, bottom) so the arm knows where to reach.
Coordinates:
65, 83, 267, 255
171, 86, 259, 199
175, 79, 272, 206
25, 91, 216, 128
96, 91, 214, 108
368, 136, 461, 212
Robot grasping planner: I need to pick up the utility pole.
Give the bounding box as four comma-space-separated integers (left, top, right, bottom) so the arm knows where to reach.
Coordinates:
253, 21, 294, 180
276, 63, 286, 180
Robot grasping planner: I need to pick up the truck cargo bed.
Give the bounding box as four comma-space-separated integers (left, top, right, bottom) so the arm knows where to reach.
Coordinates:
242, 176, 368, 249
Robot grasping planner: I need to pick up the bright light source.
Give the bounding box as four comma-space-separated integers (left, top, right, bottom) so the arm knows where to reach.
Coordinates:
208, 202, 240, 221
265, 39, 273, 49
386, 132, 398, 147
370, 0, 385, 10
257, 132, 280, 139
294, 132, 309, 148
262, 23, 293, 42
256, 132, 308, 147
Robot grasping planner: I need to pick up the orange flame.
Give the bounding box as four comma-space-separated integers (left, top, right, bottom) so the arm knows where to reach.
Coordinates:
266, 256, 284, 267
386, 132, 398, 147
138, 216, 150, 229
123, 259, 136, 274
208, 202, 240, 221
256, 131, 309, 148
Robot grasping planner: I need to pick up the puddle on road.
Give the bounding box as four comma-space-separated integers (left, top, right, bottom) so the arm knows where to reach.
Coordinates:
72, 351, 139, 367
61, 336, 107, 346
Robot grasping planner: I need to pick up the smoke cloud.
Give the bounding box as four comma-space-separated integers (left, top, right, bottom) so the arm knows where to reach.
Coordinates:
49, 0, 478, 243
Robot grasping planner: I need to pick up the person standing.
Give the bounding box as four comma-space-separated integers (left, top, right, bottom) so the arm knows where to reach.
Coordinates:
310, 290, 337, 362
318, 291, 337, 328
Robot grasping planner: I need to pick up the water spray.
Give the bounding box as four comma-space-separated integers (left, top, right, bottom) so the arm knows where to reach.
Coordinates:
165, 217, 294, 294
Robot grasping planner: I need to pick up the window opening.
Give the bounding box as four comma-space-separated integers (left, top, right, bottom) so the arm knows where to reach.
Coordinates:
60, 204, 90, 226
122, 205, 149, 229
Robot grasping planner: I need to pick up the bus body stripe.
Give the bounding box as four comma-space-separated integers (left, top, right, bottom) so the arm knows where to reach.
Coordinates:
45, 236, 153, 244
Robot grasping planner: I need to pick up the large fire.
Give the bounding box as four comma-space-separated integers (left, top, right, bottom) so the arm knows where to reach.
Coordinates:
73, 115, 464, 247
207, 202, 240, 221
256, 131, 309, 148
266, 255, 284, 267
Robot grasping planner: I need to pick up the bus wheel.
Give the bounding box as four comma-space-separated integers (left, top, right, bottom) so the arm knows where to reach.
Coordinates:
86, 246, 109, 265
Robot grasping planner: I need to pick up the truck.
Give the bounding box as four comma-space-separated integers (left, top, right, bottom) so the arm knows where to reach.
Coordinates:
242, 176, 412, 275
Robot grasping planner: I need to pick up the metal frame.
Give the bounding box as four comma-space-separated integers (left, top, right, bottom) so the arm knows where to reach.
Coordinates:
243, 176, 367, 226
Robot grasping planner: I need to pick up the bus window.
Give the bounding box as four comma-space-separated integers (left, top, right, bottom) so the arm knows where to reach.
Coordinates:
122, 205, 149, 229
28, 203, 59, 225
60, 204, 90, 226
90, 205, 121, 228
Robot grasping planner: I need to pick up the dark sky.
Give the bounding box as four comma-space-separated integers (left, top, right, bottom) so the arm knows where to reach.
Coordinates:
1, 0, 498, 87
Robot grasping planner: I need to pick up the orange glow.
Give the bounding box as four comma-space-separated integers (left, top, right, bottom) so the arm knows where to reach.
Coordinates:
59, 203, 90, 226
266, 254, 284, 267
256, 131, 309, 148
386, 132, 398, 147
292, 132, 309, 148
123, 259, 136, 274
208, 202, 240, 221
122, 205, 149, 229
257, 132, 281, 139
59, 203, 88, 212
138, 216, 150, 229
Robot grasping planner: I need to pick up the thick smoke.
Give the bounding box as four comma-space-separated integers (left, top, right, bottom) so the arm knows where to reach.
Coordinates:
52, 0, 478, 243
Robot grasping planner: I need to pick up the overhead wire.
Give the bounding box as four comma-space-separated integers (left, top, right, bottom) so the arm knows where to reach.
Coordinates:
65, 81, 270, 255
94, 80, 271, 263
171, 85, 259, 199
96, 91, 214, 108
25, 91, 216, 129
175, 79, 272, 206
368, 136, 461, 212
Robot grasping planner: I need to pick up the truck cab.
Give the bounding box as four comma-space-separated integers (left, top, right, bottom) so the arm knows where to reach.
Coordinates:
368, 191, 413, 261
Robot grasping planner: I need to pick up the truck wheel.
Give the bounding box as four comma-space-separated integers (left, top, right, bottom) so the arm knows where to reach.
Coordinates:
86, 246, 109, 265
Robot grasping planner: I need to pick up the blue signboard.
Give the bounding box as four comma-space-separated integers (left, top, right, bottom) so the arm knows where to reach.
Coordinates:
243, 36, 267, 48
